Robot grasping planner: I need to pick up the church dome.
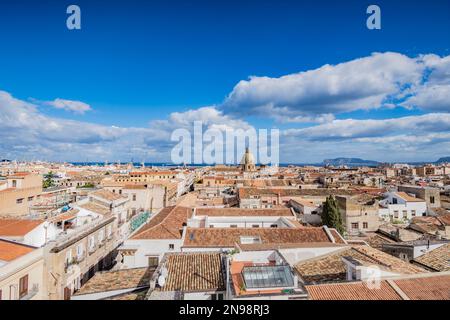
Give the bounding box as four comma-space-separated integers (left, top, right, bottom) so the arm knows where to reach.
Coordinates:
240, 148, 255, 165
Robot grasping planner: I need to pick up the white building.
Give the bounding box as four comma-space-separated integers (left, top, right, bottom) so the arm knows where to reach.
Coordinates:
379, 191, 427, 221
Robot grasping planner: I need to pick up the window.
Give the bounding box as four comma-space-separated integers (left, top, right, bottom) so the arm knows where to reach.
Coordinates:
27, 196, 34, 201
252, 224, 260, 228
169, 244, 175, 250
411, 210, 416, 217
399, 253, 408, 261
16, 198, 24, 204
19, 275, 28, 299
430, 196, 435, 204
363, 222, 368, 229
148, 256, 159, 268
351, 222, 359, 229
270, 224, 278, 228
77, 244, 84, 258
230, 224, 238, 228
402, 210, 407, 217
394, 210, 399, 218
132, 194, 137, 201
119, 189, 122, 195
98, 230, 104, 243
242, 265, 294, 289
12, 180, 17, 187
392, 198, 398, 204
211, 293, 224, 300
89, 236, 95, 250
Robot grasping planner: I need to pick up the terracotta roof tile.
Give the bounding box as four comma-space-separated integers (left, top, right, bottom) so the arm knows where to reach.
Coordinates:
393, 275, 450, 300
90, 189, 126, 202
0, 219, 43, 237
296, 245, 426, 284
132, 206, 192, 240
79, 202, 111, 215
195, 208, 294, 217
0, 239, 35, 261
183, 227, 334, 248
162, 252, 225, 292
306, 281, 402, 300
413, 244, 450, 272
75, 267, 154, 295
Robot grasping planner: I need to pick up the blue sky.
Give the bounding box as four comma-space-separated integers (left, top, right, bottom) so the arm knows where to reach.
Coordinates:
0, 0, 450, 163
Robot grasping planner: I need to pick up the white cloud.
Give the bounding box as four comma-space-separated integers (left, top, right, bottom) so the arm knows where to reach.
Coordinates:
222, 52, 429, 120
401, 84, 450, 112
283, 113, 450, 141
44, 98, 92, 114
0, 91, 253, 162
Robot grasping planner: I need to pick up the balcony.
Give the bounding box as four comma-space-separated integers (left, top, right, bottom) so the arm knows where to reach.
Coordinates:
88, 245, 97, 255
65, 256, 83, 272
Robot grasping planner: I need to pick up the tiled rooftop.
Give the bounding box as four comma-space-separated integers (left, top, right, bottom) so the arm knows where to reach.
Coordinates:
395, 192, 424, 202
0, 219, 43, 237
74, 267, 154, 295
306, 281, 402, 300
0, 239, 35, 262
90, 189, 126, 202
131, 206, 192, 240
195, 207, 294, 217
79, 202, 111, 215
238, 187, 361, 199
182, 227, 336, 248
393, 274, 450, 300
413, 243, 450, 272
295, 245, 426, 284
161, 252, 225, 292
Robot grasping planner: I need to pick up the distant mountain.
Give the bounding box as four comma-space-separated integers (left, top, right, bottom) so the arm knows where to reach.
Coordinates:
323, 157, 380, 167
435, 157, 450, 164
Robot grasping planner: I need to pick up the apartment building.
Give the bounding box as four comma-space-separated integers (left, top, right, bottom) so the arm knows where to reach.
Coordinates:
0, 239, 46, 300
336, 195, 382, 235
0, 173, 43, 217
45, 214, 117, 300
397, 185, 441, 208
379, 191, 427, 221
103, 182, 167, 213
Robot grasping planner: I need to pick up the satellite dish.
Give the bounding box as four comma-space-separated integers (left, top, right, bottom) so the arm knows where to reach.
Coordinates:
158, 275, 166, 287
160, 267, 168, 277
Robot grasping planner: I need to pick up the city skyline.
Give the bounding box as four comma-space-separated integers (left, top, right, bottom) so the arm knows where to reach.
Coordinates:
1, 0, 450, 163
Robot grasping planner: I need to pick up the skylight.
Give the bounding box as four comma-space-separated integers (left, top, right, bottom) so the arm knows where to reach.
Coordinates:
242, 265, 294, 289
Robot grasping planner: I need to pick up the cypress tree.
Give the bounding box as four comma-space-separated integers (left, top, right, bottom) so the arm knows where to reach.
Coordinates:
321, 195, 345, 235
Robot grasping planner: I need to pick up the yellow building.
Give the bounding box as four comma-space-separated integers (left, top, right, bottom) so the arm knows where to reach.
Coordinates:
0, 173, 43, 217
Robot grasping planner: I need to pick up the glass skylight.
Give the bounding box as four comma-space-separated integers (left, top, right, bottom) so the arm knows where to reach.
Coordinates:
242, 265, 294, 289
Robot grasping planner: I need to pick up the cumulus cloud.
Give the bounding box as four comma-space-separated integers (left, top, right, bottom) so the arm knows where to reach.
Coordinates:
220, 52, 450, 122
44, 98, 92, 114
283, 113, 450, 141
221, 52, 429, 120
401, 84, 450, 112
0, 90, 253, 162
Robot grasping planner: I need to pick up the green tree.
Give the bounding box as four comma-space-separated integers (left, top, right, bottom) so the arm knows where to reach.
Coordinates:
321, 195, 345, 235
43, 171, 56, 189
